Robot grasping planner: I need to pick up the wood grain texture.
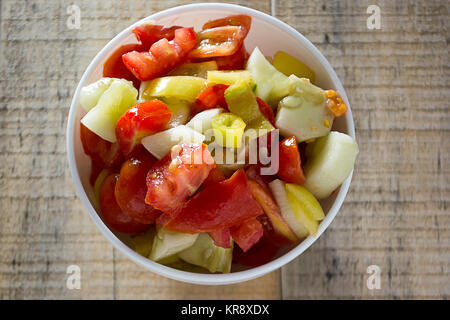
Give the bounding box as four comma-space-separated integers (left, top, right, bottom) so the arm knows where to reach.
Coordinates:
0, 0, 448, 300
275, 0, 449, 299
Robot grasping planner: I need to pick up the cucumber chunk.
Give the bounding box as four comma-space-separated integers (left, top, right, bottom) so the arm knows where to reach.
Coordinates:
178, 233, 233, 274
149, 228, 198, 262
304, 131, 359, 199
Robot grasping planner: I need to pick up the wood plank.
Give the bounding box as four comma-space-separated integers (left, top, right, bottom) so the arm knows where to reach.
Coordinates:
0, 0, 280, 299
276, 0, 449, 299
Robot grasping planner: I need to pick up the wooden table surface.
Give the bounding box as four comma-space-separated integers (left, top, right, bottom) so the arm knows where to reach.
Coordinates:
0, 0, 448, 299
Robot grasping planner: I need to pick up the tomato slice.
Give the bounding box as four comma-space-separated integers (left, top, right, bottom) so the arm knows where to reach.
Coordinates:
193, 84, 229, 114
230, 217, 263, 252
208, 228, 231, 248
233, 228, 279, 267
115, 100, 172, 156
145, 143, 215, 214
103, 43, 142, 89
277, 136, 306, 184
80, 123, 123, 169
202, 166, 226, 188
214, 44, 248, 70
123, 28, 196, 81
115, 149, 162, 224
202, 14, 252, 38
188, 26, 246, 59
256, 97, 275, 126
132, 24, 182, 50
164, 169, 264, 233
99, 173, 151, 234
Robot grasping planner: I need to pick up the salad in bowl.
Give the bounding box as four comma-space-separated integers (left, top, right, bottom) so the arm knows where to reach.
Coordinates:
73, 10, 358, 277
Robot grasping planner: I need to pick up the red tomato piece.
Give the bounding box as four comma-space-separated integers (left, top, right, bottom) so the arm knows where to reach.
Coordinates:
188, 26, 246, 59
245, 165, 274, 194
99, 173, 150, 234
256, 97, 275, 126
202, 14, 252, 38
193, 84, 229, 114
230, 217, 263, 252
164, 169, 264, 233
122, 27, 196, 81
103, 43, 143, 90
202, 166, 226, 188
115, 100, 172, 156
145, 143, 215, 214
214, 44, 248, 70
233, 227, 279, 267
115, 149, 162, 224
132, 24, 182, 50
277, 136, 306, 184
208, 228, 231, 249
80, 123, 124, 169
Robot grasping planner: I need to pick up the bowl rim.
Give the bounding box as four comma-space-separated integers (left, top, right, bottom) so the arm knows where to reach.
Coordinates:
66, 2, 355, 285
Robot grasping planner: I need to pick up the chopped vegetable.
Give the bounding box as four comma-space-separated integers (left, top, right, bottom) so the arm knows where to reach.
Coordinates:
81, 78, 138, 142
230, 218, 263, 252
168, 61, 218, 78
277, 136, 306, 184
268, 179, 309, 239
188, 26, 245, 59
208, 228, 231, 249
285, 183, 325, 220
164, 169, 263, 233
161, 98, 191, 128
99, 173, 150, 234
131, 229, 156, 257
248, 180, 298, 244
194, 84, 229, 113
132, 23, 182, 49
285, 187, 319, 236
141, 125, 205, 160
272, 51, 316, 83
142, 76, 206, 103
211, 113, 246, 148
80, 123, 123, 169
79, 78, 114, 111
246, 47, 290, 106
275, 76, 334, 142
123, 27, 196, 81
115, 100, 172, 155
304, 131, 359, 199
149, 228, 198, 261
207, 70, 253, 86
202, 14, 251, 37
145, 143, 215, 214
115, 148, 162, 224
186, 108, 224, 135
178, 233, 233, 273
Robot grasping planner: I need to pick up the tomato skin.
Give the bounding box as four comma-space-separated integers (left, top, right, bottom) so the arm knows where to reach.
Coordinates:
164, 169, 264, 233
132, 24, 182, 50
214, 44, 248, 70
230, 217, 263, 252
256, 97, 275, 126
115, 100, 172, 156
115, 149, 161, 224
99, 173, 151, 234
123, 28, 196, 81
103, 43, 142, 90
80, 123, 124, 169
202, 14, 252, 38
233, 229, 279, 267
208, 228, 231, 248
193, 84, 229, 114
145, 143, 215, 214
188, 26, 246, 59
277, 136, 306, 184
202, 166, 226, 188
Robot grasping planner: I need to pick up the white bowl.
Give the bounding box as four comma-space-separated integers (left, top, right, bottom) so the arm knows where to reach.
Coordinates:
67, 3, 355, 285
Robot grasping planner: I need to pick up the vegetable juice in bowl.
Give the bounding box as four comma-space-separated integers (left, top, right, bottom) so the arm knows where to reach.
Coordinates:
67, 3, 358, 285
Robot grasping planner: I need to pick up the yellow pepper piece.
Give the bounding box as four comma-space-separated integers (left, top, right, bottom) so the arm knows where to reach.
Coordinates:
285, 184, 325, 221
142, 76, 206, 103
211, 113, 246, 148
168, 61, 218, 78
273, 51, 316, 83
207, 70, 253, 86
